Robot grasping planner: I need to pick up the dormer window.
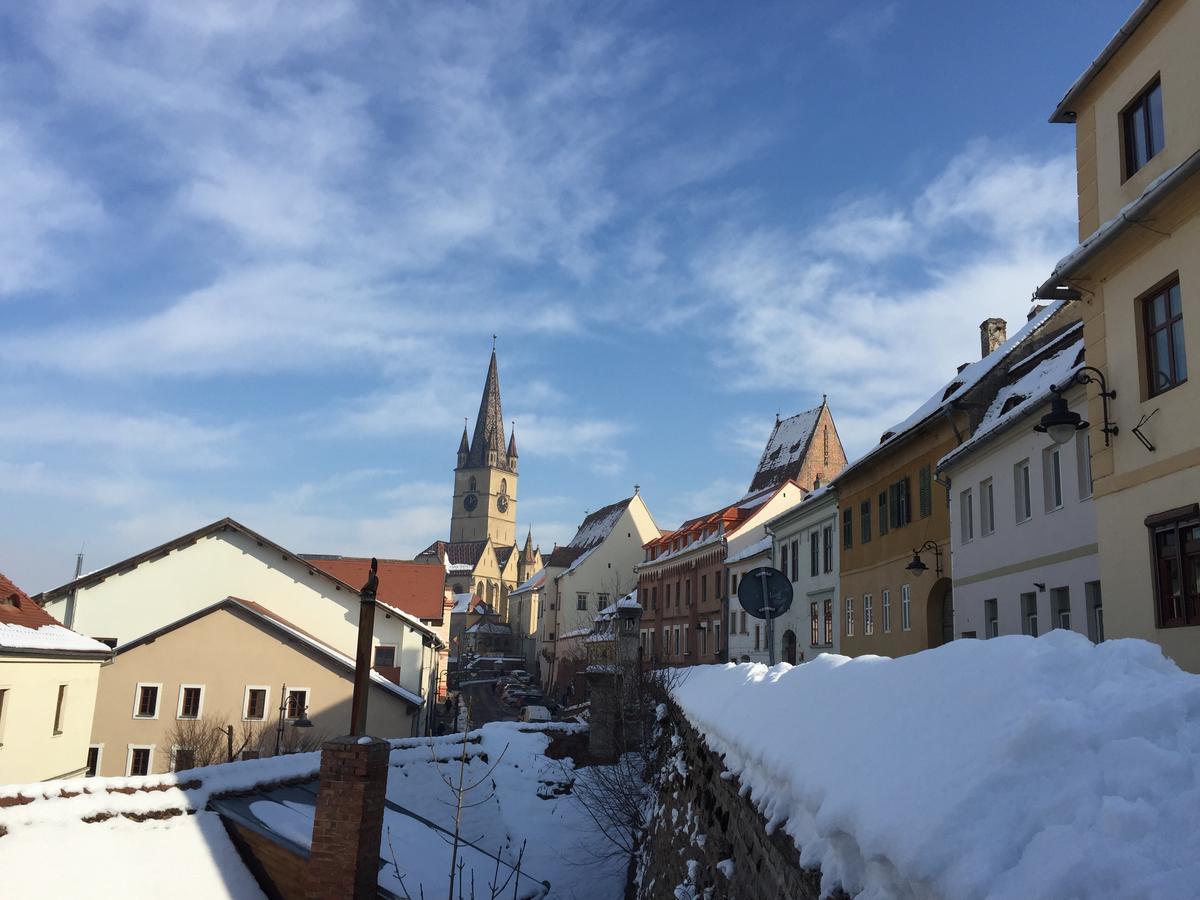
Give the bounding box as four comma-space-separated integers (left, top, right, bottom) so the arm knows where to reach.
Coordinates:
2, 593, 20, 608
1123, 77, 1164, 180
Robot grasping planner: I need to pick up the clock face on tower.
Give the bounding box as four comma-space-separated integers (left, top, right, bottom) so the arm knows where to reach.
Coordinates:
496, 494, 509, 513
463, 493, 478, 512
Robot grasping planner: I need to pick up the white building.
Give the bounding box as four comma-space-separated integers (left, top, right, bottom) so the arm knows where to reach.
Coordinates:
938, 327, 1103, 642
763, 485, 840, 664
37, 518, 445, 735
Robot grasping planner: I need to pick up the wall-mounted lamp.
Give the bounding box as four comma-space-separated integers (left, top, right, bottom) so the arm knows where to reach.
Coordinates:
1034, 366, 1117, 447
905, 541, 944, 579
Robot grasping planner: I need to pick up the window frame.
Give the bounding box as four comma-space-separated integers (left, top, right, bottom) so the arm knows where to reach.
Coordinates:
53, 683, 68, 736
284, 687, 312, 721
1014, 459, 1032, 524
822, 525, 833, 573
980, 478, 995, 536
960, 488, 974, 544
373, 643, 398, 669
985, 599, 999, 639
1077, 432, 1093, 500
126, 744, 155, 777
1121, 76, 1164, 181
177, 684, 205, 720
132, 682, 163, 720
860, 500, 872, 544
810, 530, 819, 577
1142, 276, 1187, 397
864, 594, 874, 636
901, 584, 911, 631
882, 589, 891, 633
86, 744, 103, 777
823, 598, 833, 645
845, 597, 855, 637
1147, 504, 1200, 629
810, 601, 820, 646
243, 685, 271, 722
1043, 446, 1064, 512
843, 508, 853, 550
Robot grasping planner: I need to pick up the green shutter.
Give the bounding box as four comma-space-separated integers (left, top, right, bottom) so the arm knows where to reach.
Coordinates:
919, 465, 932, 518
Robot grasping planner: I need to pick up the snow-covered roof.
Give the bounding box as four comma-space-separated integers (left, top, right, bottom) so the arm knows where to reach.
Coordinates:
672, 630, 1200, 899
939, 329, 1085, 471
466, 621, 511, 635
724, 535, 773, 566
839, 299, 1067, 481
510, 568, 546, 595
565, 497, 632, 550
0, 570, 111, 656
747, 404, 823, 494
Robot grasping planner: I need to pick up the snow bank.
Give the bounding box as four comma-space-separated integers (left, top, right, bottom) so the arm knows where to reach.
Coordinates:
0, 621, 112, 653
671, 632, 1200, 900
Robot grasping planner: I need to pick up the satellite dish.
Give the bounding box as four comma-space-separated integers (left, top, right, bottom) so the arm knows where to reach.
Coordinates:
737, 566, 793, 620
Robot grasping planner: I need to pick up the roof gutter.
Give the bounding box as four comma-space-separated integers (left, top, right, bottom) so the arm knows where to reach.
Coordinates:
1049, 0, 1161, 123
1037, 147, 1200, 297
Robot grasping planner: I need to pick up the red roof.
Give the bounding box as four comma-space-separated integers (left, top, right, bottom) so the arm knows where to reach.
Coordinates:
304, 557, 448, 622
0, 570, 71, 630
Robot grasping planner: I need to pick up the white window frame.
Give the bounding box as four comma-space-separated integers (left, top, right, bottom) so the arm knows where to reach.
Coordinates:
864, 594, 874, 635
1077, 432, 1093, 500
373, 643, 398, 668
845, 597, 855, 637
673, 626, 680, 656
284, 687, 312, 721
53, 683, 68, 735
576, 593, 588, 611
126, 744, 155, 777
243, 685, 271, 722
0, 686, 9, 744
176, 684, 206, 720
901, 584, 911, 631
980, 478, 995, 536
132, 682, 163, 720
960, 489, 974, 543
86, 743, 103, 777
1014, 459, 1032, 523
683, 625, 691, 656
1043, 446, 1064, 512
882, 589, 892, 633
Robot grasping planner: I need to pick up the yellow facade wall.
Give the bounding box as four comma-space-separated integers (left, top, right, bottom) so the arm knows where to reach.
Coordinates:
0, 656, 102, 783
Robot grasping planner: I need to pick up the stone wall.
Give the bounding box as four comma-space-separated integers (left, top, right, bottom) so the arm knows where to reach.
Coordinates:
635, 707, 846, 900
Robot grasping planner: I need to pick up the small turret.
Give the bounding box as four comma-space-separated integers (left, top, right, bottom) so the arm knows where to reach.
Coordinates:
456, 421, 470, 469
507, 422, 518, 462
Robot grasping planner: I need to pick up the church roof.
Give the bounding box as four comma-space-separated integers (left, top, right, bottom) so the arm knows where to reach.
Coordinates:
747, 403, 824, 494
462, 349, 514, 470
302, 556, 448, 622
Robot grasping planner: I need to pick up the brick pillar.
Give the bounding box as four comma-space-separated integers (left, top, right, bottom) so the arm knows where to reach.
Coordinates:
306, 735, 390, 900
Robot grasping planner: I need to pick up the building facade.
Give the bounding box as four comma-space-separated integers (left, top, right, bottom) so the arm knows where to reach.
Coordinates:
1040, 0, 1200, 670
939, 329, 1103, 641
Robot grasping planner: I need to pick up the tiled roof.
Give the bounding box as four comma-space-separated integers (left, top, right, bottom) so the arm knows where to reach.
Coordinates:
0, 570, 111, 655
303, 556, 448, 621
747, 404, 823, 494
416, 540, 490, 568
546, 545, 588, 569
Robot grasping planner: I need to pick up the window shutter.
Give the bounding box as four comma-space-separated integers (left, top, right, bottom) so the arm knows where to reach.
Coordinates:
919, 466, 932, 518
902, 477, 913, 524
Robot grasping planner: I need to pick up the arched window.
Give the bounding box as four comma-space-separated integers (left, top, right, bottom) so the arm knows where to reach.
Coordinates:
476, 581, 484, 598
500, 478, 507, 495
468, 476, 477, 492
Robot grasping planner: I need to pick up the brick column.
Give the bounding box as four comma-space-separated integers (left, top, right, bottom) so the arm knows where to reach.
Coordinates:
306, 735, 390, 900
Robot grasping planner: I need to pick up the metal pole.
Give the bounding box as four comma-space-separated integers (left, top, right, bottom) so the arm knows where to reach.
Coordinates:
759, 569, 775, 666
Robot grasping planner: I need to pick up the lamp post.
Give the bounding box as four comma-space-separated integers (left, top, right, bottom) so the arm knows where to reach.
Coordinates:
1035, 366, 1117, 447
274, 683, 314, 756
905, 541, 944, 578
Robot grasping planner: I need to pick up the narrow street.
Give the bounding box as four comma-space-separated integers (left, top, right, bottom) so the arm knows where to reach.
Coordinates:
461, 679, 518, 729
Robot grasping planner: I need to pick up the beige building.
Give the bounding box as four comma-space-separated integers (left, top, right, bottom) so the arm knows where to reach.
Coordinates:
36, 518, 445, 733
507, 568, 544, 670
90, 597, 419, 777
1, 571, 111, 784
1039, 0, 1200, 669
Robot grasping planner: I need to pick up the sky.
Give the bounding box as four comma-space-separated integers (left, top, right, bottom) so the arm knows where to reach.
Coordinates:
1, 0, 1136, 593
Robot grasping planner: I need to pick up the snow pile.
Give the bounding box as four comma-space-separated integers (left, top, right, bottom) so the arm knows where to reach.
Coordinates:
671, 632, 1200, 900
0, 622, 112, 653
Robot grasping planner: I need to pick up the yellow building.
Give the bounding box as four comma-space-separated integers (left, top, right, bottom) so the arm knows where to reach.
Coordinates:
1039, 0, 1200, 669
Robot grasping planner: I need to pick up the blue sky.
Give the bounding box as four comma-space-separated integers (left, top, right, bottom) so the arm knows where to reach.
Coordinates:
1, 0, 1133, 593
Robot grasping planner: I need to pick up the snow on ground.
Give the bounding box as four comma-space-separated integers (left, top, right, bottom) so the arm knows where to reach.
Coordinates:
671, 631, 1200, 900
1, 811, 265, 900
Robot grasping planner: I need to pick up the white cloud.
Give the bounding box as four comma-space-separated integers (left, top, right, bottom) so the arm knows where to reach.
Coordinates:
514, 414, 630, 476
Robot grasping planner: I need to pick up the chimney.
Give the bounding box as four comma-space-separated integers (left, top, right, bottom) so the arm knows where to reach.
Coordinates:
306, 736, 390, 900
980, 317, 1007, 358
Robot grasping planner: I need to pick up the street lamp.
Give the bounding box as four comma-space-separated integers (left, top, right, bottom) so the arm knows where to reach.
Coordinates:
1035, 366, 1117, 447
274, 683, 314, 756
905, 541, 944, 578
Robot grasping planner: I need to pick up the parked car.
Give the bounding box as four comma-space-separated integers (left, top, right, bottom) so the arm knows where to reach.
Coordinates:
520, 705, 552, 723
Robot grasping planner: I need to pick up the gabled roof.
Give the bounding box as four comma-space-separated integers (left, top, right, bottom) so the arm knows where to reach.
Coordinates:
119, 597, 425, 707
545, 545, 587, 569
747, 403, 824, 494
0, 570, 111, 657
565, 497, 633, 551
302, 556, 448, 621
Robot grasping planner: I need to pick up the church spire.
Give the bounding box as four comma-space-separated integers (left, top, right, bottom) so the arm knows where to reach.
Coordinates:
456, 419, 470, 467
465, 347, 511, 471
507, 421, 518, 460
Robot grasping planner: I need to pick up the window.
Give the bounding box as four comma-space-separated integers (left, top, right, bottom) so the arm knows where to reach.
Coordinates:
1022, 592, 1039, 637
676, 581, 682, 606
845, 597, 855, 637
980, 479, 995, 535
684, 625, 690, 656
918, 465, 932, 518
172, 746, 196, 773
700, 624, 707, 656
651, 586, 658, 610
843, 508, 853, 549
714, 620, 721, 653
823, 526, 833, 573
373, 645, 397, 668
1014, 459, 1032, 523
127, 746, 153, 777
133, 683, 161, 719
960, 489, 974, 543
1144, 278, 1187, 396
790, 539, 799, 582
901, 584, 911, 631
0, 688, 8, 745
1086, 581, 1104, 643
1148, 505, 1200, 628
177, 685, 204, 720
700, 575, 707, 604
577, 593, 588, 611
684, 580, 691, 606
753, 625, 760, 651
889, 478, 912, 529
864, 594, 874, 635
1043, 447, 1064, 512
1122, 77, 1164, 179
810, 531, 819, 577
740, 610, 747, 634
823, 598, 833, 645
985, 599, 999, 638
285, 689, 309, 720
882, 590, 891, 633
53, 684, 67, 735
1077, 433, 1093, 500
780, 544, 789, 580
879, 491, 889, 536
810, 602, 820, 645
244, 687, 269, 721
674, 627, 681, 656
860, 501, 872, 544
86, 745, 102, 777
1051, 587, 1071, 631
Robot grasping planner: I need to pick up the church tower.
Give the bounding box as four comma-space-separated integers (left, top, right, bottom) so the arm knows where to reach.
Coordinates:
450, 349, 518, 545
